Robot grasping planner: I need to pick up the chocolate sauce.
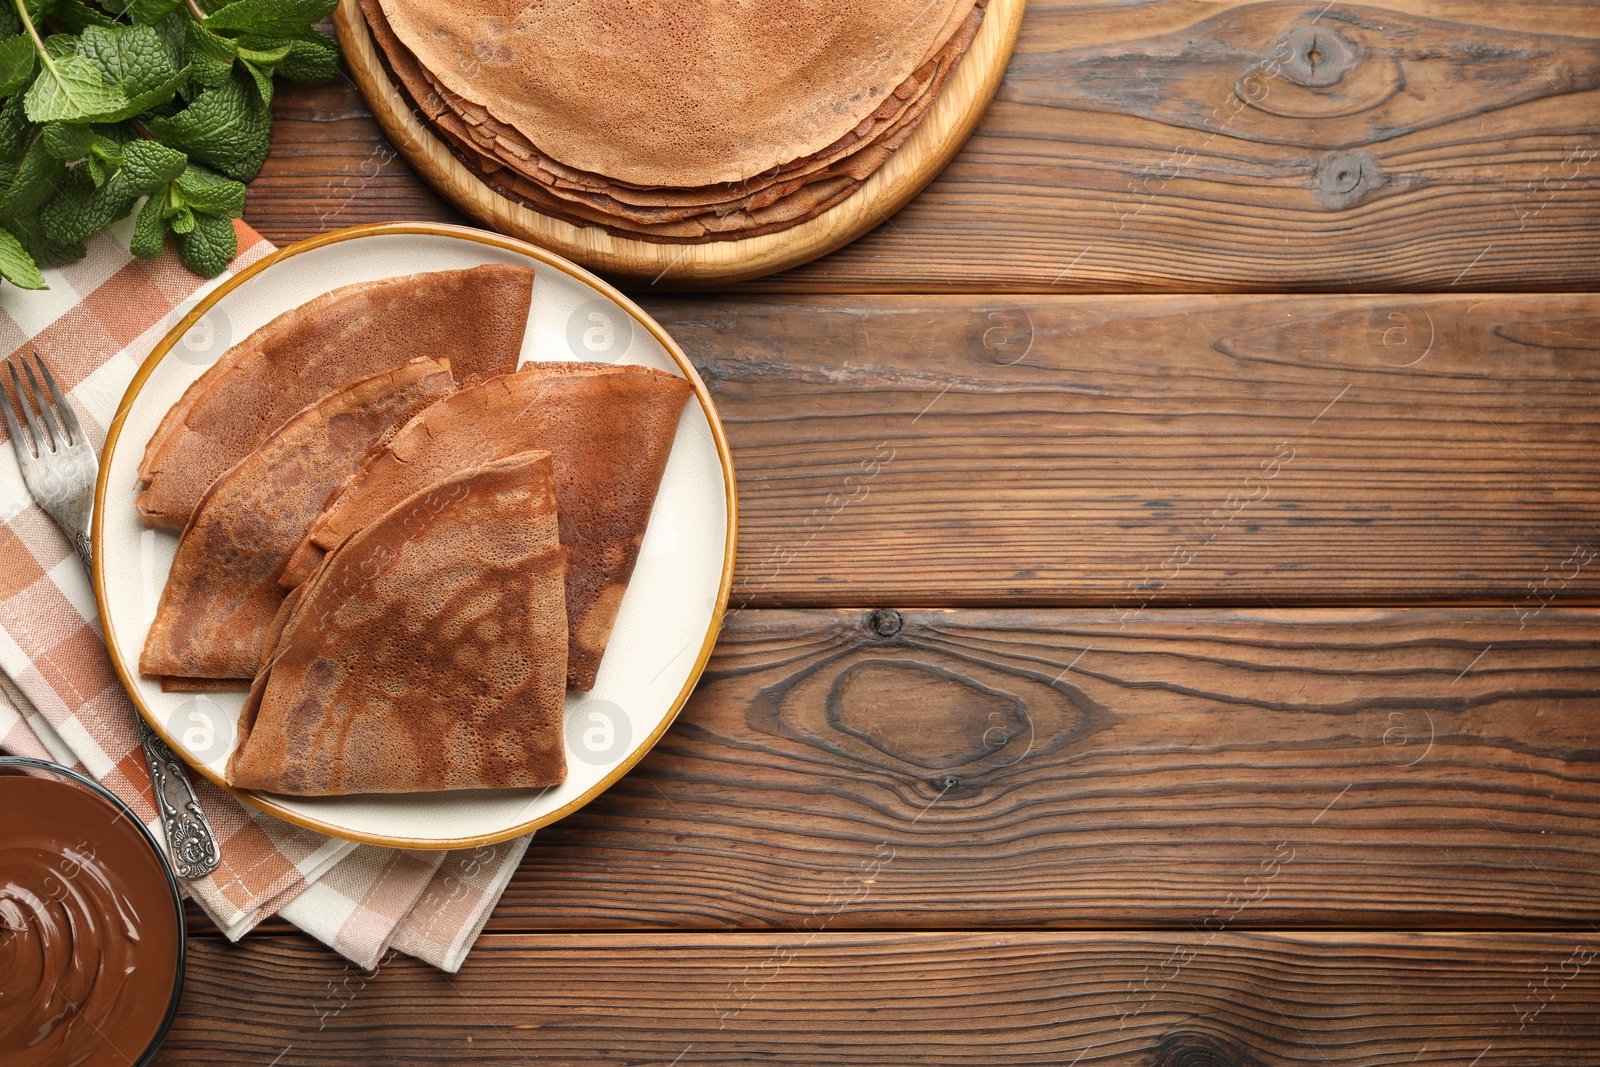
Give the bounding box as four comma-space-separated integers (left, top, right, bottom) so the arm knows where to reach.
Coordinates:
0, 772, 183, 1066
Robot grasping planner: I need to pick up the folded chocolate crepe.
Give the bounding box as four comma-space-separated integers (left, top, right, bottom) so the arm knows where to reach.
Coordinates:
140, 358, 455, 684
281, 362, 692, 690
137, 265, 532, 530
228, 450, 569, 796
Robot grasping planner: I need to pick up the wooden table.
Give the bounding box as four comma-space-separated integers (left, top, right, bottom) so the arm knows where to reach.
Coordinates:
160, 3, 1600, 1063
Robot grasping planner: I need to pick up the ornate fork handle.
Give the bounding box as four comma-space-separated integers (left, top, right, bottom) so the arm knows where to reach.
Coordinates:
138, 719, 222, 879
75, 534, 219, 880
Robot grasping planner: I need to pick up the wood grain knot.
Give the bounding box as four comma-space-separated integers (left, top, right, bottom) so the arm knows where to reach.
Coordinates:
1151, 1031, 1267, 1067
829, 660, 1029, 771
1236, 13, 1402, 123
1314, 149, 1383, 208
869, 609, 904, 637
1275, 26, 1357, 87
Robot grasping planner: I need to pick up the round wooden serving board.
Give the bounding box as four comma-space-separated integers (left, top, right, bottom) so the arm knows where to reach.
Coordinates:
333, 0, 1025, 285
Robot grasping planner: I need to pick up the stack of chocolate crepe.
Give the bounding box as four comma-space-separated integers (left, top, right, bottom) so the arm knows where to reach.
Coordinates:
359, 0, 988, 242
137, 266, 693, 796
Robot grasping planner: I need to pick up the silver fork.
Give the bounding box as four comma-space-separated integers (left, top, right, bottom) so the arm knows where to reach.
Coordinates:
2, 353, 221, 880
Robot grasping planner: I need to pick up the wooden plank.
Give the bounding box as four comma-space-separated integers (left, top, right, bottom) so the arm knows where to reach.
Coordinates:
742, 0, 1600, 293
245, 3, 1600, 293
191, 608, 1598, 934
157, 931, 1600, 1065
247, 76, 464, 237
638, 292, 1600, 607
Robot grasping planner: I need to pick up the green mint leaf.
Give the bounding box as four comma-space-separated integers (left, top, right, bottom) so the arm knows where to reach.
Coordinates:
5, 213, 85, 268
113, 65, 188, 117
41, 165, 137, 242
46, 0, 120, 32
167, 200, 192, 231
183, 19, 236, 89
175, 162, 242, 215
114, 0, 186, 25
151, 9, 186, 64
105, 66, 189, 119
0, 138, 65, 218
0, 33, 35, 96
77, 24, 190, 121
238, 57, 271, 105
86, 130, 129, 184
233, 37, 290, 106
0, 93, 35, 158
77, 24, 167, 86
203, 0, 336, 38
173, 157, 221, 189
39, 119, 93, 159
43, 34, 78, 60
174, 205, 233, 275
121, 136, 186, 192
144, 69, 267, 180
24, 52, 132, 122
185, 180, 242, 216
0, 224, 46, 288
129, 188, 165, 256
235, 40, 290, 66
0, 7, 18, 37
271, 33, 338, 83
79, 23, 176, 80
91, 126, 130, 149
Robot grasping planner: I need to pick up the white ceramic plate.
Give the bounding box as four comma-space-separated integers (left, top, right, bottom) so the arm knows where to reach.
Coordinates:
94, 224, 736, 848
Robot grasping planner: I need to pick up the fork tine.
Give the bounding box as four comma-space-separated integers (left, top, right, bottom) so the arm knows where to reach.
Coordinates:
32, 353, 83, 446
0, 368, 27, 458
18, 357, 62, 454
5, 361, 39, 457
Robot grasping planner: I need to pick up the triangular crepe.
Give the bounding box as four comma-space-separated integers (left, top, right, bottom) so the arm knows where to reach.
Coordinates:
227, 451, 568, 796
140, 358, 455, 682
137, 265, 532, 531
281, 362, 692, 690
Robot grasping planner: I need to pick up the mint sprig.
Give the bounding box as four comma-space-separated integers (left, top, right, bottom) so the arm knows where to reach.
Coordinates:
0, 0, 339, 290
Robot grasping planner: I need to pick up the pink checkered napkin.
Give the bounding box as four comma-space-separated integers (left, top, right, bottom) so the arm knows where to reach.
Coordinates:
0, 220, 529, 972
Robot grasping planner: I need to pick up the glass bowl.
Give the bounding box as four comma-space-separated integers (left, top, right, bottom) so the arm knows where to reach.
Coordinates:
0, 755, 186, 1066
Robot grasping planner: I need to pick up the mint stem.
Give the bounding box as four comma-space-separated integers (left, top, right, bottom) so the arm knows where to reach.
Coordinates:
186, 0, 207, 22
13, 0, 56, 75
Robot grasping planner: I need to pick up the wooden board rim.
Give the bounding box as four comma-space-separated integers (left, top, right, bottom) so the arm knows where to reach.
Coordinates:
331, 0, 1026, 285
92, 221, 740, 850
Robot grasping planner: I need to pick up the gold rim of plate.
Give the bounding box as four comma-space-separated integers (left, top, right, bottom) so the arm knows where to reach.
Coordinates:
331, 0, 1027, 285
93, 221, 741, 849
